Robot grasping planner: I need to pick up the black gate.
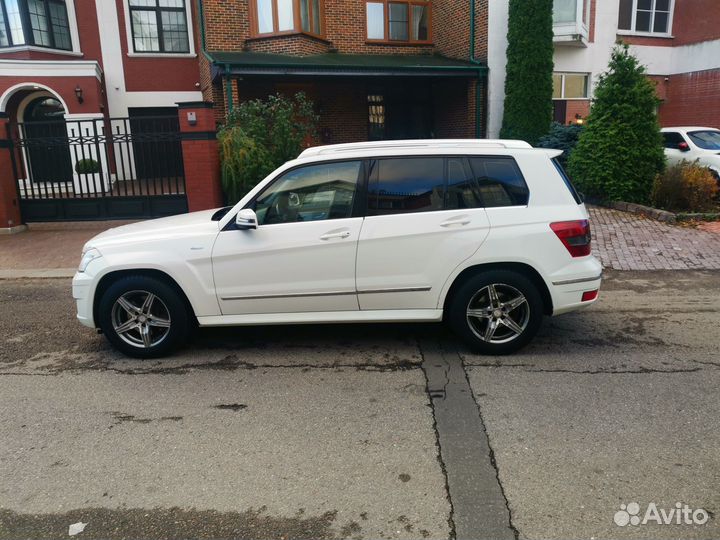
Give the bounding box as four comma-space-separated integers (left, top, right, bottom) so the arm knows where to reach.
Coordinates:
10, 115, 188, 222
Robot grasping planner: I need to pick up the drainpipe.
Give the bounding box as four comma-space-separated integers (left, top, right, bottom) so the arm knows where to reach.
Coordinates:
470, 0, 484, 138
196, 0, 233, 113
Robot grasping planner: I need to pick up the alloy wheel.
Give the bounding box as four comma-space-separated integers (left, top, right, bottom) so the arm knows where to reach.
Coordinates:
111, 290, 172, 349
466, 283, 530, 344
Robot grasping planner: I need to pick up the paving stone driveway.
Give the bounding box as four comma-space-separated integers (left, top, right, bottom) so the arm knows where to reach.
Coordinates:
589, 206, 720, 271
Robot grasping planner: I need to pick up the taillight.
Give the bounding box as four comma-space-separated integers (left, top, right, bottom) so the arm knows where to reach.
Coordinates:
550, 220, 591, 257
581, 290, 599, 302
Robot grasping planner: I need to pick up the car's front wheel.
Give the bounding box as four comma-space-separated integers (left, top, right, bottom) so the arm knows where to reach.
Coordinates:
448, 270, 543, 355
98, 275, 190, 358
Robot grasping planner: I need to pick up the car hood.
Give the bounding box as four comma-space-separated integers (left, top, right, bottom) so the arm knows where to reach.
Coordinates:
84, 209, 221, 252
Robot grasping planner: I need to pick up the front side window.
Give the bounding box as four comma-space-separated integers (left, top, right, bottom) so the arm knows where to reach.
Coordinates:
0, 0, 71, 50
365, 0, 430, 43
469, 157, 529, 207
661, 132, 686, 149
254, 161, 361, 225
553, 72, 589, 99
253, 0, 322, 36
618, 0, 673, 34
129, 0, 189, 53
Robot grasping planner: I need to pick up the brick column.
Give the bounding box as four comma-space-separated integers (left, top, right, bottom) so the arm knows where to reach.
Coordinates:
0, 113, 24, 233
177, 102, 224, 212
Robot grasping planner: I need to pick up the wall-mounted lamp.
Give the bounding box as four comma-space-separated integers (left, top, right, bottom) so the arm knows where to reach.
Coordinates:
74, 85, 84, 104
575, 113, 584, 125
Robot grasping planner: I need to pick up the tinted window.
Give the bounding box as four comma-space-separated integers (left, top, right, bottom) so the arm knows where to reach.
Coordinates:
368, 157, 445, 215
446, 157, 483, 209
552, 158, 582, 204
254, 161, 360, 225
662, 132, 686, 149
469, 157, 529, 207
688, 130, 720, 150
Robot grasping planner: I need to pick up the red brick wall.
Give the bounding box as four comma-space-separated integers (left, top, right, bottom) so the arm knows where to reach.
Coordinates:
657, 69, 720, 128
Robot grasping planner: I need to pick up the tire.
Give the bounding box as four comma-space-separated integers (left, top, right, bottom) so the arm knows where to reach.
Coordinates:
448, 270, 544, 355
97, 275, 190, 358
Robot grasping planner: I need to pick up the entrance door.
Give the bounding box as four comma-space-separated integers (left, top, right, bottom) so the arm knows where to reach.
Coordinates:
23, 97, 72, 183
128, 107, 183, 182
370, 84, 433, 140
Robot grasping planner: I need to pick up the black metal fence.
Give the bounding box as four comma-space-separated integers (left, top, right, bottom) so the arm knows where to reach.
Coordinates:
11, 115, 188, 221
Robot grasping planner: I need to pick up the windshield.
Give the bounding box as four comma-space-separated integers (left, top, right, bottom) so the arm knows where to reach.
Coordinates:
688, 130, 720, 150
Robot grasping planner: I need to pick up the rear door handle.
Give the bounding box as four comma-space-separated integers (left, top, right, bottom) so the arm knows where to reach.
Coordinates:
440, 216, 471, 227
320, 231, 351, 240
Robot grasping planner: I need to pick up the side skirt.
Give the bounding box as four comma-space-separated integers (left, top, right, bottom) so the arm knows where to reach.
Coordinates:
197, 309, 444, 327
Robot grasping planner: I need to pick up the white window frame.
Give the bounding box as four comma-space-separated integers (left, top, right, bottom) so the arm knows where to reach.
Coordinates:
617, 0, 674, 38
552, 72, 591, 100
122, 0, 196, 58
0, 0, 81, 55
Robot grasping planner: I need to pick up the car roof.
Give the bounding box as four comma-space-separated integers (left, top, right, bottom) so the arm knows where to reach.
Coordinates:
298, 139, 534, 159
661, 126, 719, 132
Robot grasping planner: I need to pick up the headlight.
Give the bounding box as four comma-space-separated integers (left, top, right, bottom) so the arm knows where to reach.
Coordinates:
78, 248, 102, 272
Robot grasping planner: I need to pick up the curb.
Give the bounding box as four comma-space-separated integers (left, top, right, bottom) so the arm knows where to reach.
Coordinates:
0, 268, 76, 279
608, 201, 677, 223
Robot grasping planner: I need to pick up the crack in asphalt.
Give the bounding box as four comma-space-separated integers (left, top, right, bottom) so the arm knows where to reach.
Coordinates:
461, 352, 520, 540
417, 339, 457, 540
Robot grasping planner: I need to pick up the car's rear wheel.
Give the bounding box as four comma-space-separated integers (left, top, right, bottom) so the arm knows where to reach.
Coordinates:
448, 270, 543, 355
98, 275, 189, 358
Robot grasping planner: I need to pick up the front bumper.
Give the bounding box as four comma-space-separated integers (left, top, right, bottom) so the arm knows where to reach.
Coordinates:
72, 270, 96, 328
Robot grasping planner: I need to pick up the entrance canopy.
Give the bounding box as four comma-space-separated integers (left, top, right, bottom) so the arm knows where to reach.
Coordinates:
209, 52, 487, 79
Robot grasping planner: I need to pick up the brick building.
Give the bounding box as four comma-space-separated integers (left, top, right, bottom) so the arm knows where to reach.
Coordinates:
486, 0, 720, 135
196, 0, 488, 143
0, 1, 225, 229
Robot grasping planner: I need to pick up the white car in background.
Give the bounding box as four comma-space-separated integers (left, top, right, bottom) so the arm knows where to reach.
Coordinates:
72, 139, 602, 358
661, 127, 720, 180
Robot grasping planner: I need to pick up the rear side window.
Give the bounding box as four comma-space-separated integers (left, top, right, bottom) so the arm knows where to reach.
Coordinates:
446, 157, 484, 210
551, 158, 582, 204
468, 157, 529, 207
367, 157, 445, 215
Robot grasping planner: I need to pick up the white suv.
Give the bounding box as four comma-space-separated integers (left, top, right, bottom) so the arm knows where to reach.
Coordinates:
661, 127, 720, 180
73, 139, 602, 358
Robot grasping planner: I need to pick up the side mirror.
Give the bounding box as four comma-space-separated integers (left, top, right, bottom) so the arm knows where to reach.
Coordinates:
235, 208, 258, 230
678, 142, 690, 152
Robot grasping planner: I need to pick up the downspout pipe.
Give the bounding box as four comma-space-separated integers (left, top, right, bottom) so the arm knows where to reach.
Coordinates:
470, 0, 484, 138
197, 0, 233, 113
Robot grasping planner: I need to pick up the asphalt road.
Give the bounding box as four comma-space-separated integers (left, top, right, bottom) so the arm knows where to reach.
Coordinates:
0, 270, 718, 540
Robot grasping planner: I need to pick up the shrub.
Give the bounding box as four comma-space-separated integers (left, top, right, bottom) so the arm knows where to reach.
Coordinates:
537, 122, 584, 166
652, 161, 719, 212
568, 44, 665, 204
218, 92, 318, 204
75, 158, 100, 174
500, 0, 554, 145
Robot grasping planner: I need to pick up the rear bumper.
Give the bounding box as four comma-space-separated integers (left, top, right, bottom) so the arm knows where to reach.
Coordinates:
548, 256, 603, 315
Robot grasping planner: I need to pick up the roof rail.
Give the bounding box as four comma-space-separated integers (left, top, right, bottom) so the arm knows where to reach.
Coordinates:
298, 139, 533, 158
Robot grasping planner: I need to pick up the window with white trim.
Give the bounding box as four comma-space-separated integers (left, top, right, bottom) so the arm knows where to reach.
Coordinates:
553, 73, 590, 99
0, 0, 71, 50
618, 0, 673, 35
129, 0, 189, 53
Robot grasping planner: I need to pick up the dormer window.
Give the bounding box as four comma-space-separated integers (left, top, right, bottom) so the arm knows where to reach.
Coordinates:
365, 1, 431, 44
0, 0, 71, 50
252, 0, 323, 37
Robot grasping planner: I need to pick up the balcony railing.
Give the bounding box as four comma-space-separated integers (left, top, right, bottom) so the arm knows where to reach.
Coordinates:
553, 0, 590, 47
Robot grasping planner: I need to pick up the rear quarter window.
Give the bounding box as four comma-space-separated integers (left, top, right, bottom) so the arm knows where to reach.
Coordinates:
551, 158, 583, 204
468, 157, 529, 207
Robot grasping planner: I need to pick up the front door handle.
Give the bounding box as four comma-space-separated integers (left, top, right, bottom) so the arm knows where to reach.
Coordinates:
320, 231, 351, 240
440, 216, 471, 227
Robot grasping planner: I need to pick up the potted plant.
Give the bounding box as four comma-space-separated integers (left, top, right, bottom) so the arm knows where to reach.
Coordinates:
73, 158, 107, 194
